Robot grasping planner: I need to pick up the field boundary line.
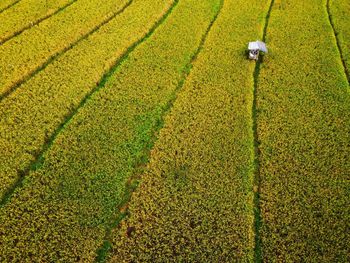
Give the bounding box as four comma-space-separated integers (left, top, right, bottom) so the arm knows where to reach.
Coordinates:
0, 0, 133, 103
0, 0, 21, 14
0, 0, 79, 46
326, 0, 350, 84
252, 0, 275, 262
94, 0, 225, 261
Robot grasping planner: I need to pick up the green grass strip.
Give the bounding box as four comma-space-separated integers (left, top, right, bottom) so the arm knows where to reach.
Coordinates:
0, 0, 76, 45
0, 0, 129, 96
0, 0, 225, 260
257, 0, 350, 261
108, 0, 271, 261
328, 0, 350, 83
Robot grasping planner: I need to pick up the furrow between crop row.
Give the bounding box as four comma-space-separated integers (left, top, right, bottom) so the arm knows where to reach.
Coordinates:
108, 0, 270, 261
0, 0, 227, 260
256, 0, 350, 261
252, 0, 274, 262
326, 0, 349, 84
327, 0, 350, 85
0, 0, 172, 203
0, 0, 130, 98
0, 0, 20, 13
0, 0, 78, 45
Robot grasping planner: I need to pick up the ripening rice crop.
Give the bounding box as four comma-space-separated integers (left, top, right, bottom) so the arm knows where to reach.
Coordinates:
0, 0, 130, 95
0, 0, 349, 261
0, 0, 75, 44
0, 0, 19, 12
0, 0, 173, 202
256, 0, 350, 261
329, 0, 350, 81
0, 0, 225, 260
107, 0, 272, 261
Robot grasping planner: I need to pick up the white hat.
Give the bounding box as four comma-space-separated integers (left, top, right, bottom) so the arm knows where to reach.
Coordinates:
248, 41, 268, 53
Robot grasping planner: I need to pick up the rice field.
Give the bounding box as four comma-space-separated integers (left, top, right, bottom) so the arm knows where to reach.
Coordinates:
0, 0, 349, 262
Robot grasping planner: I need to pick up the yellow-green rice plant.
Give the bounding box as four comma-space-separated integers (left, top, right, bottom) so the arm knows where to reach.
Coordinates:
329, 0, 350, 82
0, 0, 19, 12
0, 0, 226, 260
0, 0, 75, 44
0, 0, 173, 200
0, 0, 129, 96
108, 0, 271, 261
257, 0, 350, 261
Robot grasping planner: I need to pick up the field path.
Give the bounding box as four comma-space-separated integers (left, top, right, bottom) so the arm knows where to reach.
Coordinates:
251, 0, 275, 260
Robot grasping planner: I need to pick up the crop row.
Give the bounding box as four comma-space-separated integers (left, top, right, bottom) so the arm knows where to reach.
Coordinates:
0, 0, 227, 261
108, 0, 272, 261
256, 0, 350, 261
0, 0, 129, 96
329, 0, 350, 82
0, 0, 174, 201
0, 0, 75, 44
0, 0, 19, 12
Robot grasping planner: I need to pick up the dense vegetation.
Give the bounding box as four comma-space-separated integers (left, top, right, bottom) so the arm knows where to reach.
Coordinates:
257, 0, 350, 261
0, 0, 75, 44
0, 0, 20, 12
109, 0, 270, 261
0, 0, 170, 200
0, 0, 130, 95
0, 0, 348, 261
329, 0, 350, 82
